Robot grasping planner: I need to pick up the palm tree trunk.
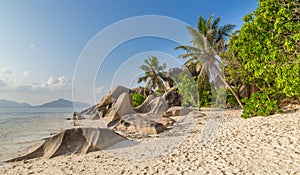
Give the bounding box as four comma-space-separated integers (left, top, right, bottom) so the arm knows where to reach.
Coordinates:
212, 64, 244, 108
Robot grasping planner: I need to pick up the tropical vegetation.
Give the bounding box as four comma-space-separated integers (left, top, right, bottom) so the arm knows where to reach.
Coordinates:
137, 56, 168, 94
130, 93, 146, 107
175, 14, 244, 108
222, 0, 300, 118
175, 69, 199, 107
137, 0, 299, 118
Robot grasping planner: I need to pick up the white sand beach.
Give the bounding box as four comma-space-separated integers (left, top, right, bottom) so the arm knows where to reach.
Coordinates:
1, 107, 300, 175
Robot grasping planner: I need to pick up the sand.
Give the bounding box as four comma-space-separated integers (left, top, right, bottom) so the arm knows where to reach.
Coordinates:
1, 107, 300, 175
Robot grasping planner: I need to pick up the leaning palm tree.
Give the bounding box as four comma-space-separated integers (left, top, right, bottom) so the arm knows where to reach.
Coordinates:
137, 56, 168, 95
178, 14, 235, 79
197, 14, 235, 52
175, 14, 243, 108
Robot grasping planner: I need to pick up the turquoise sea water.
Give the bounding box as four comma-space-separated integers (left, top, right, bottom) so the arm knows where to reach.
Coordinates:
0, 107, 76, 161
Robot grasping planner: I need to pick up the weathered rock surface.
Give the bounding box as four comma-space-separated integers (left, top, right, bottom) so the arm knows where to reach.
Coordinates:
113, 93, 135, 116
156, 117, 176, 127
164, 88, 181, 107
73, 112, 86, 120
130, 86, 149, 96
103, 93, 136, 126
5, 128, 127, 162
73, 86, 180, 135
164, 106, 193, 117
98, 86, 130, 107
134, 94, 156, 113
148, 97, 168, 114
73, 105, 102, 120
114, 114, 167, 135
165, 67, 183, 90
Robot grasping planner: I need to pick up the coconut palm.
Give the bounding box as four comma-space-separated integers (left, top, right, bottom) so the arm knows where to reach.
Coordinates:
175, 14, 244, 108
137, 56, 168, 94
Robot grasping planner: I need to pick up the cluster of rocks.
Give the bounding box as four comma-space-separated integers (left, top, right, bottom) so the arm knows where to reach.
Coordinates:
73, 85, 190, 135
5, 85, 197, 162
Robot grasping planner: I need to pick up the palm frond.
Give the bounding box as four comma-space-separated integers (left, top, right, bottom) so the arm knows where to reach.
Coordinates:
183, 56, 199, 65
212, 17, 220, 30
140, 65, 150, 72
207, 14, 215, 31
174, 45, 188, 51
197, 16, 207, 35
144, 59, 151, 67
187, 26, 205, 49
177, 53, 194, 59
137, 75, 148, 83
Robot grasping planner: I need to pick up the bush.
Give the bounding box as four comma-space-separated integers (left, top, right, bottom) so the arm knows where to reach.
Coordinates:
224, 0, 300, 117
226, 88, 239, 108
176, 72, 199, 107
241, 91, 280, 118
130, 93, 146, 107
199, 90, 211, 107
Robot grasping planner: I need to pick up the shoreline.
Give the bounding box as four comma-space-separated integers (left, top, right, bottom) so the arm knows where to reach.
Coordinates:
1, 108, 300, 174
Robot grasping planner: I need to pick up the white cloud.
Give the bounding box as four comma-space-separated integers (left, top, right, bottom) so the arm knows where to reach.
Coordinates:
33, 76, 69, 90
0, 67, 13, 78
95, 86, 104, 95
0, 68, 72, 105
23, 70, 29, 77
0, 67, 15, 87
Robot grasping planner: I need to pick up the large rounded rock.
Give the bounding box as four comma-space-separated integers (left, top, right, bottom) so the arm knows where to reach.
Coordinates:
134, 94, 156, 113
114, 114, 167, 135
164, 89, 181, 107
163, 106, 193, 117
148, 97, 168, 114
5, 128, 127, 162
98, 86, 130, 107
134, 95, 168, 114
103, 93, 135, 126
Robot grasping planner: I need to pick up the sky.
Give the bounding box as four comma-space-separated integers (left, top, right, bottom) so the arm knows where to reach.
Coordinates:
0, 0, 258, 105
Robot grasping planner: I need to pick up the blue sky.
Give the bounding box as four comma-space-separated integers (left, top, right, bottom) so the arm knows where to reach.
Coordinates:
0, 0, 258, 105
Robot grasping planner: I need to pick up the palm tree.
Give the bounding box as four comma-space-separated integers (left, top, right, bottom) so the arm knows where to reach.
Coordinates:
137, 56, 168, 95
175, 14, 244, 108
197, 14, 235, 52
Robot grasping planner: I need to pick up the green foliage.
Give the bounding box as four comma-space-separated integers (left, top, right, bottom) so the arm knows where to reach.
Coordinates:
195, 75, 212, 107
198, 90, 211, 107
211, 87, 227, 108
224, 0, 300, 117
226, 89, 239, 108
138, 56, 168, 93
155, 89, 163, 97
241, 91, 280, 118
175, 14, 244, 108
130, 93, 146, 108
176, 71, 198, 107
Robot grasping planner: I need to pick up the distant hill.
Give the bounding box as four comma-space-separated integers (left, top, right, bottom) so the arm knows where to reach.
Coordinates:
0, 99, 32, 108
37, 98, 90, 108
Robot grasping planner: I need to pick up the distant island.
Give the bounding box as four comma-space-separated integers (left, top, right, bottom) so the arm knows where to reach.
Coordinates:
36, 98, 90, 108
0, 98, 90, 108
0, 99, 32, 108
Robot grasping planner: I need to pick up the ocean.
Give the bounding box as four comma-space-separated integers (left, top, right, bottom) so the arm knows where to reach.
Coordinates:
0, 107, 77, 161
